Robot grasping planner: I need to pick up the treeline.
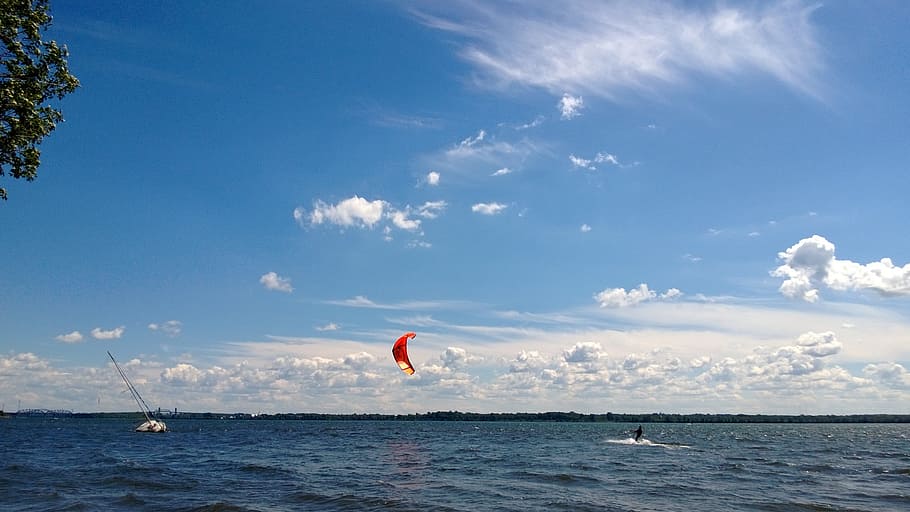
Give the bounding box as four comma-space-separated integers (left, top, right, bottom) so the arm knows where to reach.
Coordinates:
68, 411, 910, 423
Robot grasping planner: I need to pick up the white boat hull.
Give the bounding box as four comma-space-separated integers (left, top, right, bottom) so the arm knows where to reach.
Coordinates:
135, 420, 167, 433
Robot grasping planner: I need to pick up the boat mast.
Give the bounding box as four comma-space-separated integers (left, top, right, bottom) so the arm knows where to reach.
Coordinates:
107, 351, 155, 423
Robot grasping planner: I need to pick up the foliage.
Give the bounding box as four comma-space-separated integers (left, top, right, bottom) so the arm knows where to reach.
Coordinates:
0, 0, 78, 200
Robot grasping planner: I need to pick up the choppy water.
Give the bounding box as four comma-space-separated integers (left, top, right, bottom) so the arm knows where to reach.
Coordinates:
1, 418, 908, 511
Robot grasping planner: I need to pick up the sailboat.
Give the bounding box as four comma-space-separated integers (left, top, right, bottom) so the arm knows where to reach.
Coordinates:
108, 351, 167, 433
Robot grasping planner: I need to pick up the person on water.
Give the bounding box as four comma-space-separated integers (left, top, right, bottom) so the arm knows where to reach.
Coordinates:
633, 425, 643, 442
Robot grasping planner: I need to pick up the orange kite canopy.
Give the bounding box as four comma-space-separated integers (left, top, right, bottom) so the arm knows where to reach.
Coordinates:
392, 332, 417, 375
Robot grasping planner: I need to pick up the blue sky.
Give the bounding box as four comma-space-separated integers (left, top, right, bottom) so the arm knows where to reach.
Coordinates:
1, 0, 909, 415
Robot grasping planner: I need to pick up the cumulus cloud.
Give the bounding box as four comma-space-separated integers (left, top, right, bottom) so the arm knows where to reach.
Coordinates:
509, 350, 550, 373
55, 331, 84, 343
260, 272, 293, 293
91, 326, 125, 340
559, 93, 584, 119
414, 0, 825, 99
772, 235, 910, 302
863, 363, 910, 389
580, 224, 592, 233
295, 195, 387, 229
472, 202, 508, 215
426, 171, 441, 186
796, 331, 842, 357
440, 347, 479, 369
388, 209, 422, 231
148, 320, 182, 337
594, 284, 682, 308
294, 195, 444, 245
563, 341, 605, 363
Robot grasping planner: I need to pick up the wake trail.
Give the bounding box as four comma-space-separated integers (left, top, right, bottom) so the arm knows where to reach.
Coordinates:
606, 438, 691, 449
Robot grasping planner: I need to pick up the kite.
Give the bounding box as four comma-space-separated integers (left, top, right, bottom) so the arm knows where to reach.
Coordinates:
392, 332, 416, 375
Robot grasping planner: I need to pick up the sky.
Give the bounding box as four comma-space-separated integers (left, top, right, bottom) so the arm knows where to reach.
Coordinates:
1, 0, 909, 415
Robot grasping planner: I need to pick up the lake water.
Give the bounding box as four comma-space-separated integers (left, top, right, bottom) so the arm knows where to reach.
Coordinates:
1, 418, 908, 511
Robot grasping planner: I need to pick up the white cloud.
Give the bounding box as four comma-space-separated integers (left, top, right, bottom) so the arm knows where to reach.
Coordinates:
316, 323, 340, 332
55, 331, 84, 343
260, 272, 293, 293
491, 167, 513, 176
863, 363, 910, 389
440, 346, 479, 369
772, 235, 910, 302
595, 152, 619, 165
471, 202, 508, 215
594, 283, 681, 308
458, 129, 486, 148
295, 196, 444, 245
91, 326, 125, 340
569, 151, 622, 171
339, 295, 377, 308
6, 295, 910, 414
580, 224, 592, 233
295, 195, 387, 229
563, 341, 604, 363
408, 240, 433, 249
417, 201, 447, 218
569, 154, 594, 170
414, 0, 825, 99
514, 115, 544, 130
148, 320, 182, 337
796, 331, 842, 357
426, 171, 440, 186
661, 288, 683, 300
558, 93, 584, 119
388, 209, 422, 231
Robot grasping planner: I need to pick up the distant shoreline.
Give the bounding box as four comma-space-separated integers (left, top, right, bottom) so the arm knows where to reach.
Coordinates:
7, 410, 910, 423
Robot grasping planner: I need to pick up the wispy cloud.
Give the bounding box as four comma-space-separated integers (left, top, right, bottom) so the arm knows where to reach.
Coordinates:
325, 296, 470, 312
472, 202, 508, 215
260, 272, 293, 293
423, 129, 544, 179
558, 93, 584, 119
148, 320, 183, 337
413, 0, 825, 100
569, 152, 622, 171
316, 323, 340, 332
358, 104, 443, 129
505, 115, 545, 130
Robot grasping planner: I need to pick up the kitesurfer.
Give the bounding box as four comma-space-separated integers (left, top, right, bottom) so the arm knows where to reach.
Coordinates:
633, 425, 643, 442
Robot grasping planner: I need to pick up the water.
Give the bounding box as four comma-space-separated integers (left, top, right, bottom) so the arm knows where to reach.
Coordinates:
1, 419, 908, 511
